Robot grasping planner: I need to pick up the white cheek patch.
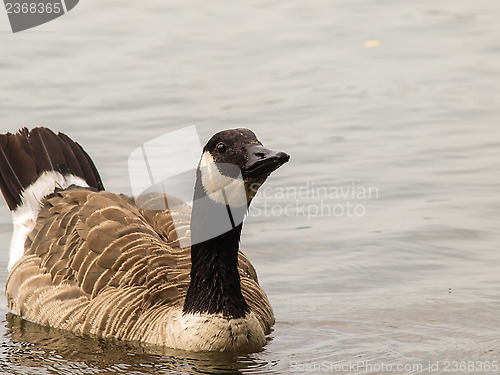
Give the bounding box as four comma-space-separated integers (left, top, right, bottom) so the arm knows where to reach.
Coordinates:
199, 152, 247, 207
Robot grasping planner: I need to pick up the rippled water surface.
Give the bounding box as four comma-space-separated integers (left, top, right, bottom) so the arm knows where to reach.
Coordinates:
1, 0, 500, 374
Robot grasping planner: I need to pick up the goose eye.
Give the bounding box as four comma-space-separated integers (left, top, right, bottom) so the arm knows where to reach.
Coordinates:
216, 143, 227, 153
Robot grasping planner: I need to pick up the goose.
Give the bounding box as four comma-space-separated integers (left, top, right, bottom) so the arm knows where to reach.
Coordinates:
0, 127, 289, 352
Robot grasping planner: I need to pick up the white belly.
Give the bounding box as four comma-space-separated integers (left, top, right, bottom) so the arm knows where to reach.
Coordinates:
137, 307, 267, 352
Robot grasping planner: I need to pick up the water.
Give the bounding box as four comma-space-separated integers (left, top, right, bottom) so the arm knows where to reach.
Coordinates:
1, 0, 500, 373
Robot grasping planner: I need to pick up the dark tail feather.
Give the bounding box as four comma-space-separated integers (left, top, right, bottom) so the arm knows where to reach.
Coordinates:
58, 132, 104, 191
0, 127, 104, 210
0, 135, 33, 210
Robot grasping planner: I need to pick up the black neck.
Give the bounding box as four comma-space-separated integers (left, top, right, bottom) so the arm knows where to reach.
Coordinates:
183, 173, 250, 318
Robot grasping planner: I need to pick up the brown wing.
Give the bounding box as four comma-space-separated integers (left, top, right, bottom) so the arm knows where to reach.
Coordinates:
238, 252, 275, 333
6, 187, 191, 338
5, 187, 273, 339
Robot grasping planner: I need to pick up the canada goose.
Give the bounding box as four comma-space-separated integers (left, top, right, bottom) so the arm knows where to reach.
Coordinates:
0, 127, 289, 352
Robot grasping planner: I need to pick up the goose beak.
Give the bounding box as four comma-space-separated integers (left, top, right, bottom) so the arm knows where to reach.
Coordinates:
242, 144, 290, 178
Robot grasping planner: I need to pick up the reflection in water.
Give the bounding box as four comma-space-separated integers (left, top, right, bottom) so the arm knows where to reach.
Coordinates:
2, 313, 276, 375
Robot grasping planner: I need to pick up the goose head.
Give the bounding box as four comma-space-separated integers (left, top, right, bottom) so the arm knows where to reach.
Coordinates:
186, 128, 289, 320
197, 128, 289, 208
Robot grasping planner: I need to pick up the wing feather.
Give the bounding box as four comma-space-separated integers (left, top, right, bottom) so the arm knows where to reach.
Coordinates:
6, 186, 274, 343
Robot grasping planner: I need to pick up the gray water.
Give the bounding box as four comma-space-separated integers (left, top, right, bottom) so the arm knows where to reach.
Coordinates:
1, 0, 500, 374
